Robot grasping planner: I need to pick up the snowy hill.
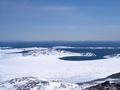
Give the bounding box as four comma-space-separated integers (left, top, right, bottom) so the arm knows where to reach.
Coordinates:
0, 77, 80, 90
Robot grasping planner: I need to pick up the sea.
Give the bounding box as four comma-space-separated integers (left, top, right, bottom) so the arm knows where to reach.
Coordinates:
0, 41, 120, 61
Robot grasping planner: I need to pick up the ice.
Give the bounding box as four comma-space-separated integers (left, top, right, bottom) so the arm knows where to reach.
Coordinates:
53, 46, 120, 49
0, 47, 120, 85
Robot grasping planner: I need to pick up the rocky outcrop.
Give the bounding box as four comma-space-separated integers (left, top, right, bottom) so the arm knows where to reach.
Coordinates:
84, 72, 120, 90
85, 81, 120, 90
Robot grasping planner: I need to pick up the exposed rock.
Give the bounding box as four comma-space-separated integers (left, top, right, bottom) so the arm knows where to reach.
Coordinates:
83, 72, 120, 90
107, 73, 120, 79
85, 81, 120, 90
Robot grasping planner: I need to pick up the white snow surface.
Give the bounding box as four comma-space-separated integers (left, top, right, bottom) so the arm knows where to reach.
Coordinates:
0, 77, 80, 90
0, 47, 120, 89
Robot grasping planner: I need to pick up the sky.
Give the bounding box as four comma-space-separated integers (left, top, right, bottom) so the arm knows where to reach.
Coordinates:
0, 0, 120, 41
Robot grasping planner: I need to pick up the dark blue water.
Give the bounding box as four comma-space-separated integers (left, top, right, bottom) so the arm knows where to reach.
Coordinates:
0, 41, 120, 48
0, 41, 120, 61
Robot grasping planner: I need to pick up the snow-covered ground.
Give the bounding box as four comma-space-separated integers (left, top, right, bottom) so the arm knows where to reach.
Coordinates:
0, 77, 80, 90
0, 47, 120, 89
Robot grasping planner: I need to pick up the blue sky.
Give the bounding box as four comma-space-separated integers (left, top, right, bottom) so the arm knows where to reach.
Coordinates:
0, 0, 120, 41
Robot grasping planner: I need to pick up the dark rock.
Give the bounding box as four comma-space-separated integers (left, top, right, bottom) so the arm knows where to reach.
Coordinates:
101, 81, 110, 86
107, 73, 120, 79
85, 81, 120, 90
